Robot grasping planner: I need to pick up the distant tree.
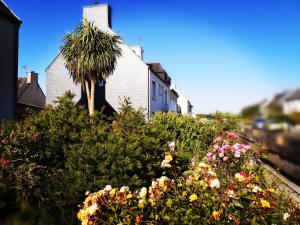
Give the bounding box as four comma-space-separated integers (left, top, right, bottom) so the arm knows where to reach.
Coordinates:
61, 19, 122, 115
241, 104, 260, 119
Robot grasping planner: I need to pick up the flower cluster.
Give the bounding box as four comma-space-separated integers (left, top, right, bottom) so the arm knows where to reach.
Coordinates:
206, 141, 251, 162
77, 131, 300, 224
185, 162, 220, 189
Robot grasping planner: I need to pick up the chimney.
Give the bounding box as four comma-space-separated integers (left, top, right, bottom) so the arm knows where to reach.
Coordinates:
130, 46, 144, 60
26, 71, 38, 84
83, 4, 112, 31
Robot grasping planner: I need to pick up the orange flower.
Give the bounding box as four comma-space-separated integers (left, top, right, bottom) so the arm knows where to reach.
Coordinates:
212, 211, 221, 220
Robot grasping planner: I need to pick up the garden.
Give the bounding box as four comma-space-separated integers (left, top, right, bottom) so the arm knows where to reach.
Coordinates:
0, 93, 299, 224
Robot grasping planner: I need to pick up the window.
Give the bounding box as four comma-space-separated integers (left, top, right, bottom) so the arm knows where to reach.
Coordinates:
152, 80, 156, 99
98, 80, 104, 86
164, 90, 168, 104
159, 84, 163, 95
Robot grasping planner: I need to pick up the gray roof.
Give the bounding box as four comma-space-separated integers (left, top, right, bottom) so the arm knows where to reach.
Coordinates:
17, 78, 30, 100
0, 0, 22, 24
286, 88, 300, 101
147, 62, 171, 86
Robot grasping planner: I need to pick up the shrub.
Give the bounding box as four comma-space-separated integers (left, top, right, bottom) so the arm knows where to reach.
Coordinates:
150, 112, 240, 161
0, 93, 171, 224
77, 132, 300, 224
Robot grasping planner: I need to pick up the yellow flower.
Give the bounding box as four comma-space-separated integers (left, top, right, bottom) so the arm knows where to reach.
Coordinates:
268, 188, 275, 193
138, 199, 146, 209
212, 211, 221, 220
260, 199, 270, 208
189, 194, 198, 202
126, 193, 133, 199
77, 209, 83, 221
109, 188, 117, 197
182, 191, 188, 197
234, 173, 245, 182
165, 154, 173, 161
82, 220, 88, 225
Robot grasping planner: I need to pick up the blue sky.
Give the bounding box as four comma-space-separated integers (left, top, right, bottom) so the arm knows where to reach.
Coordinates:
5, 0, 300, 113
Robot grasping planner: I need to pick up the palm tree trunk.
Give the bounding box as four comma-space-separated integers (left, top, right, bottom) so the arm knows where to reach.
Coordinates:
85, 81, 92, 114
90, 79, 96, 115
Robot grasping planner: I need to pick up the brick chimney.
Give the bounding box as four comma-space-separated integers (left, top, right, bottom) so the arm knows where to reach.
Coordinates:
26, 71, 38, 84
83, 4, 112, 31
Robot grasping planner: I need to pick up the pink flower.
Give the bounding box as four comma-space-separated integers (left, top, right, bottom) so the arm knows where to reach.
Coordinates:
212, 155, 216, 161
234, 150, 241, 158
224, 132, 239, 139
218, 152, 224, 158
223, 156, 229, 161
206, 152, 213, 157
246, 160, 256, 167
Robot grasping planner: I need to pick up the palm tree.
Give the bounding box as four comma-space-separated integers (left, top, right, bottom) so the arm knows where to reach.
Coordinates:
61, 19, 122, 115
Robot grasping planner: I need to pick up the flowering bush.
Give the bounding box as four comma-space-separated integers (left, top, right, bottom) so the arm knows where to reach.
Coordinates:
78, 132, 300, 224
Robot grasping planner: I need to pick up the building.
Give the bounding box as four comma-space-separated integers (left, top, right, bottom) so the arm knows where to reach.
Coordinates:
0, 0, 21, 120
283, 88, 300, 114
46, 4, 176, 118
17, 71, 46, 115
266, 90, 293, 117
171, 85, 193, 116
169, 87, 180, 113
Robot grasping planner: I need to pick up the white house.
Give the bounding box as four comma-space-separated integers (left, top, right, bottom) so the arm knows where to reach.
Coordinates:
171, 85, 193, 116
283, 88, 300, 114
46, 3, 175, 118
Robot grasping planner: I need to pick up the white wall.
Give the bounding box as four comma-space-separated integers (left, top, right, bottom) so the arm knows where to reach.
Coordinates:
149, 70, 170, 115
284, 100, 300, 114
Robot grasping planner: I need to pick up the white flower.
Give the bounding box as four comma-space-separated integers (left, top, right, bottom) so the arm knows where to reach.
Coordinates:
120, 186, 129, 193
89, 203, 98, 216
198, 162, 208, 168
168, 141, 176, 148
209, 178, 220, 189
252, 186, 261, 193
139, 187, 147, 198
161, 160, 171, 168
227, 190, 235, 198
104, 185, 112, 191
207, 169, 216, 177
283, 213, 290, 221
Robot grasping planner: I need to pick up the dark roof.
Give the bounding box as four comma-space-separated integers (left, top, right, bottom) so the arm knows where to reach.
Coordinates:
147, 62, 171, 86
0, 1, 22, 24
17, 78, 30, 99
286, 88, 300, 101
267, 91, 289, 108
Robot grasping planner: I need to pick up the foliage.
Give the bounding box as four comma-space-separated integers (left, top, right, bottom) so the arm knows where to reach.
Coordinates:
0, 93, 170, 224
151, 112, 241, 163
61, 19, 122, 115
291, 112, 300, 125
241, 104, 261, 119
78, 132, 300, 224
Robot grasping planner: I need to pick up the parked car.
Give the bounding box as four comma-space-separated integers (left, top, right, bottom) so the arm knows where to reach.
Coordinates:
252, 118, 265, 129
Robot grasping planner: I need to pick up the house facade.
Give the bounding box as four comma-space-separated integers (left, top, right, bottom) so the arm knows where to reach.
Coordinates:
0, 0, 21, 120
283, 88, 300, 114
17, 71, 46, 115
171, 85, 193, 116
46, 4, 177, 118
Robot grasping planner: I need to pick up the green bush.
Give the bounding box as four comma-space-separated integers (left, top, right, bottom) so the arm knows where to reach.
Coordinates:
0, 93, 172, 224
0, 93, 241, 224
150, 112, 240, 161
